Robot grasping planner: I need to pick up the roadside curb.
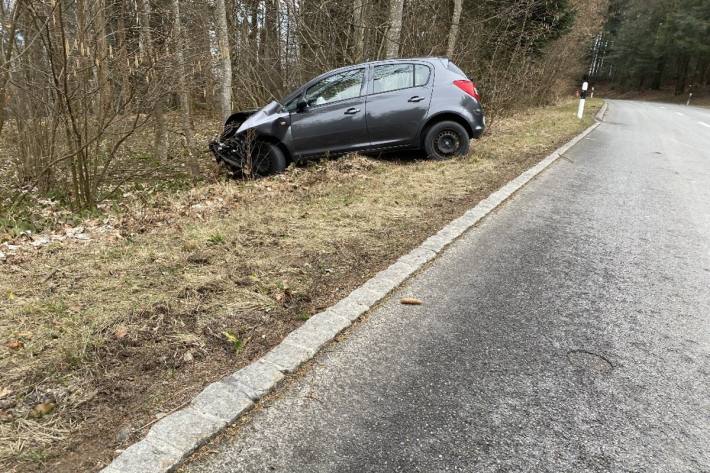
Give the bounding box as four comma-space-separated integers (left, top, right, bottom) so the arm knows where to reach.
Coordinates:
101, 104, 605, 473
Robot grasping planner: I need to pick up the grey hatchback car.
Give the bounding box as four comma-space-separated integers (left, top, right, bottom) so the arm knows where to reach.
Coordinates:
209, 57, 485, 175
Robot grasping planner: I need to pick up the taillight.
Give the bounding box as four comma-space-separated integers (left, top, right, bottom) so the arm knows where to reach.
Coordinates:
453, 79, 481, 102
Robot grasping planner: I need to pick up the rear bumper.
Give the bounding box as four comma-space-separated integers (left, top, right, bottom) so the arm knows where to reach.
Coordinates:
467, 100, 486, 139
470, 116, 485, 139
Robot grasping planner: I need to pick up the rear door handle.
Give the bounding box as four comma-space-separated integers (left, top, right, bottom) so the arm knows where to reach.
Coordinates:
344, 107, 360, 115
408, 96, 425, 102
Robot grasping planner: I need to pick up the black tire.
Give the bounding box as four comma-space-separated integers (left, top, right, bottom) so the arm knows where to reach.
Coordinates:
249, 141, 287, 177
423, 120, 470, 160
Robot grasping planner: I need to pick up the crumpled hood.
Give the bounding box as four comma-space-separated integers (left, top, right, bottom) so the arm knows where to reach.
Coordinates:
236, 101, 285, 134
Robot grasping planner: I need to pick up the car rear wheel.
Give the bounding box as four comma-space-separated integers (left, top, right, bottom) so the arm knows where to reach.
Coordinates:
248, 141, 287, 177
423, 121, 470, 160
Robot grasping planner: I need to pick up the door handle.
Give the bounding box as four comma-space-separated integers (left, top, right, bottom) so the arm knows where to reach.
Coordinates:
408, 96, 425, 102
344, 107, 360, 115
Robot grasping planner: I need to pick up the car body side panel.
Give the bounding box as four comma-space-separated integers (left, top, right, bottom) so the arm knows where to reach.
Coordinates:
290, 96, 369, 158
365, 88, 433, 148
288, 66, 371, 159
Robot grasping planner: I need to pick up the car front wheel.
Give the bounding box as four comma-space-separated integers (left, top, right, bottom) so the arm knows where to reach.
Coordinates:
248, 141, 287, 177
423, 121, 470, 160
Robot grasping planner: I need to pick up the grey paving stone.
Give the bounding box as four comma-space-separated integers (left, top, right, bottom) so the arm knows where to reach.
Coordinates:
191, 381, 253, 424
146, 407, 225, 455
329, 297, 369, 322
462, 206, 490, 224
486, 189, 508, 205
360, 273, 399, 296
434, 224, 467, 242
375, 261, 416, 285
397, 247, 436, 268
281, 324, 333, 357
261, 341, 312, 374
304, 311, 352, 336
104, 437, 183, 472
420, 234, 451, 253
225, 360, 285, 401
347, 285, 383, 307
449, 214, 477, 229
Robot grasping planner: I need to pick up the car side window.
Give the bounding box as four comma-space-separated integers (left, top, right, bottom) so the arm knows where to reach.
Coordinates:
415, 65, 431, 86
372, 63, 431, 93
373, 64, 413, 93
304, 68, 365, 107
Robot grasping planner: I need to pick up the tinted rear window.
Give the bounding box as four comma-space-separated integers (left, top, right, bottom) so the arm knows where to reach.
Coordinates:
446, 61, 468, 78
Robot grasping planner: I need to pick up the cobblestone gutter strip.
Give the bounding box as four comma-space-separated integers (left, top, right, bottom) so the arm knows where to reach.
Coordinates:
101, 105, 606, 473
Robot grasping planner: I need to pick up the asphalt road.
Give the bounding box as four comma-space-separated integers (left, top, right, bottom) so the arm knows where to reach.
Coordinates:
185, 101, 710, 473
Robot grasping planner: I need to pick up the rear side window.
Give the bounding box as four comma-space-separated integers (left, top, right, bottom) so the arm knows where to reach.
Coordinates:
446, 61, 468, 78
373, 63, 432, 94
415, 65, 431, 86
373, 64, 413, 93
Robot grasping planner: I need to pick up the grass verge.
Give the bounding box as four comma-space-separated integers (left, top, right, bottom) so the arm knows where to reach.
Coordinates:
0, 99, 601, 472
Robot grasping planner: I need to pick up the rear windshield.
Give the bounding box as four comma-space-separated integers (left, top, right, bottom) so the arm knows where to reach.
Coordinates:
446, 61, 468, 79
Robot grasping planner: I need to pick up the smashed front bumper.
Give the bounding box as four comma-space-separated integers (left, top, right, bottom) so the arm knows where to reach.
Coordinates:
208, 121, 251, 169
209, 138, 245, 168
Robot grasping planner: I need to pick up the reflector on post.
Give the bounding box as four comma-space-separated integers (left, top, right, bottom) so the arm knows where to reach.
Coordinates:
577, 80, 589, 119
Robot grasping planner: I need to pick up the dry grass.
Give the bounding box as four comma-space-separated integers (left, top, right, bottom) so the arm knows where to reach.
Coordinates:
0, 98, 601, 472
0, 113, 223, 240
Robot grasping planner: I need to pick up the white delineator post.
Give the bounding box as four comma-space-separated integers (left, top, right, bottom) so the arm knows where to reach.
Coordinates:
577, 80, 589, 119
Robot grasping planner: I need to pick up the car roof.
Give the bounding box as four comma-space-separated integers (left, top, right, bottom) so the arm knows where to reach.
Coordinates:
305, 57, 447, 83
281, 57, 451, 104
339, 57, 447, 71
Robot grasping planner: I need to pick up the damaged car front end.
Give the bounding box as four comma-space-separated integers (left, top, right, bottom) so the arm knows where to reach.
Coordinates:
209, 101, 291, 176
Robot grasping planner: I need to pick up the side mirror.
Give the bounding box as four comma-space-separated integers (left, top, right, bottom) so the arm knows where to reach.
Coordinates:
296, 99, 308, 113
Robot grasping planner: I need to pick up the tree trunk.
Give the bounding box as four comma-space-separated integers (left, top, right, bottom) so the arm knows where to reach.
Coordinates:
0, 0, 24, 138
261, 0, 282, 96
250, 0, 259, 52
651, 57, 665, 90
446, 0, 462, 58
137, 0, 168, 161
385, 0, 404, 59
214, 0, 233, 121
116, 1, 131, 109
674, 56, 689, 96
352, 0, 366, 62
93, 0, 111, 119
172, 0, 197, 176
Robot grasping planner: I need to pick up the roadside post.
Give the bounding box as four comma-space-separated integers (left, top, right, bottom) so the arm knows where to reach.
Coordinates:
687, 93, 693, 106
577, 77, 589, 119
